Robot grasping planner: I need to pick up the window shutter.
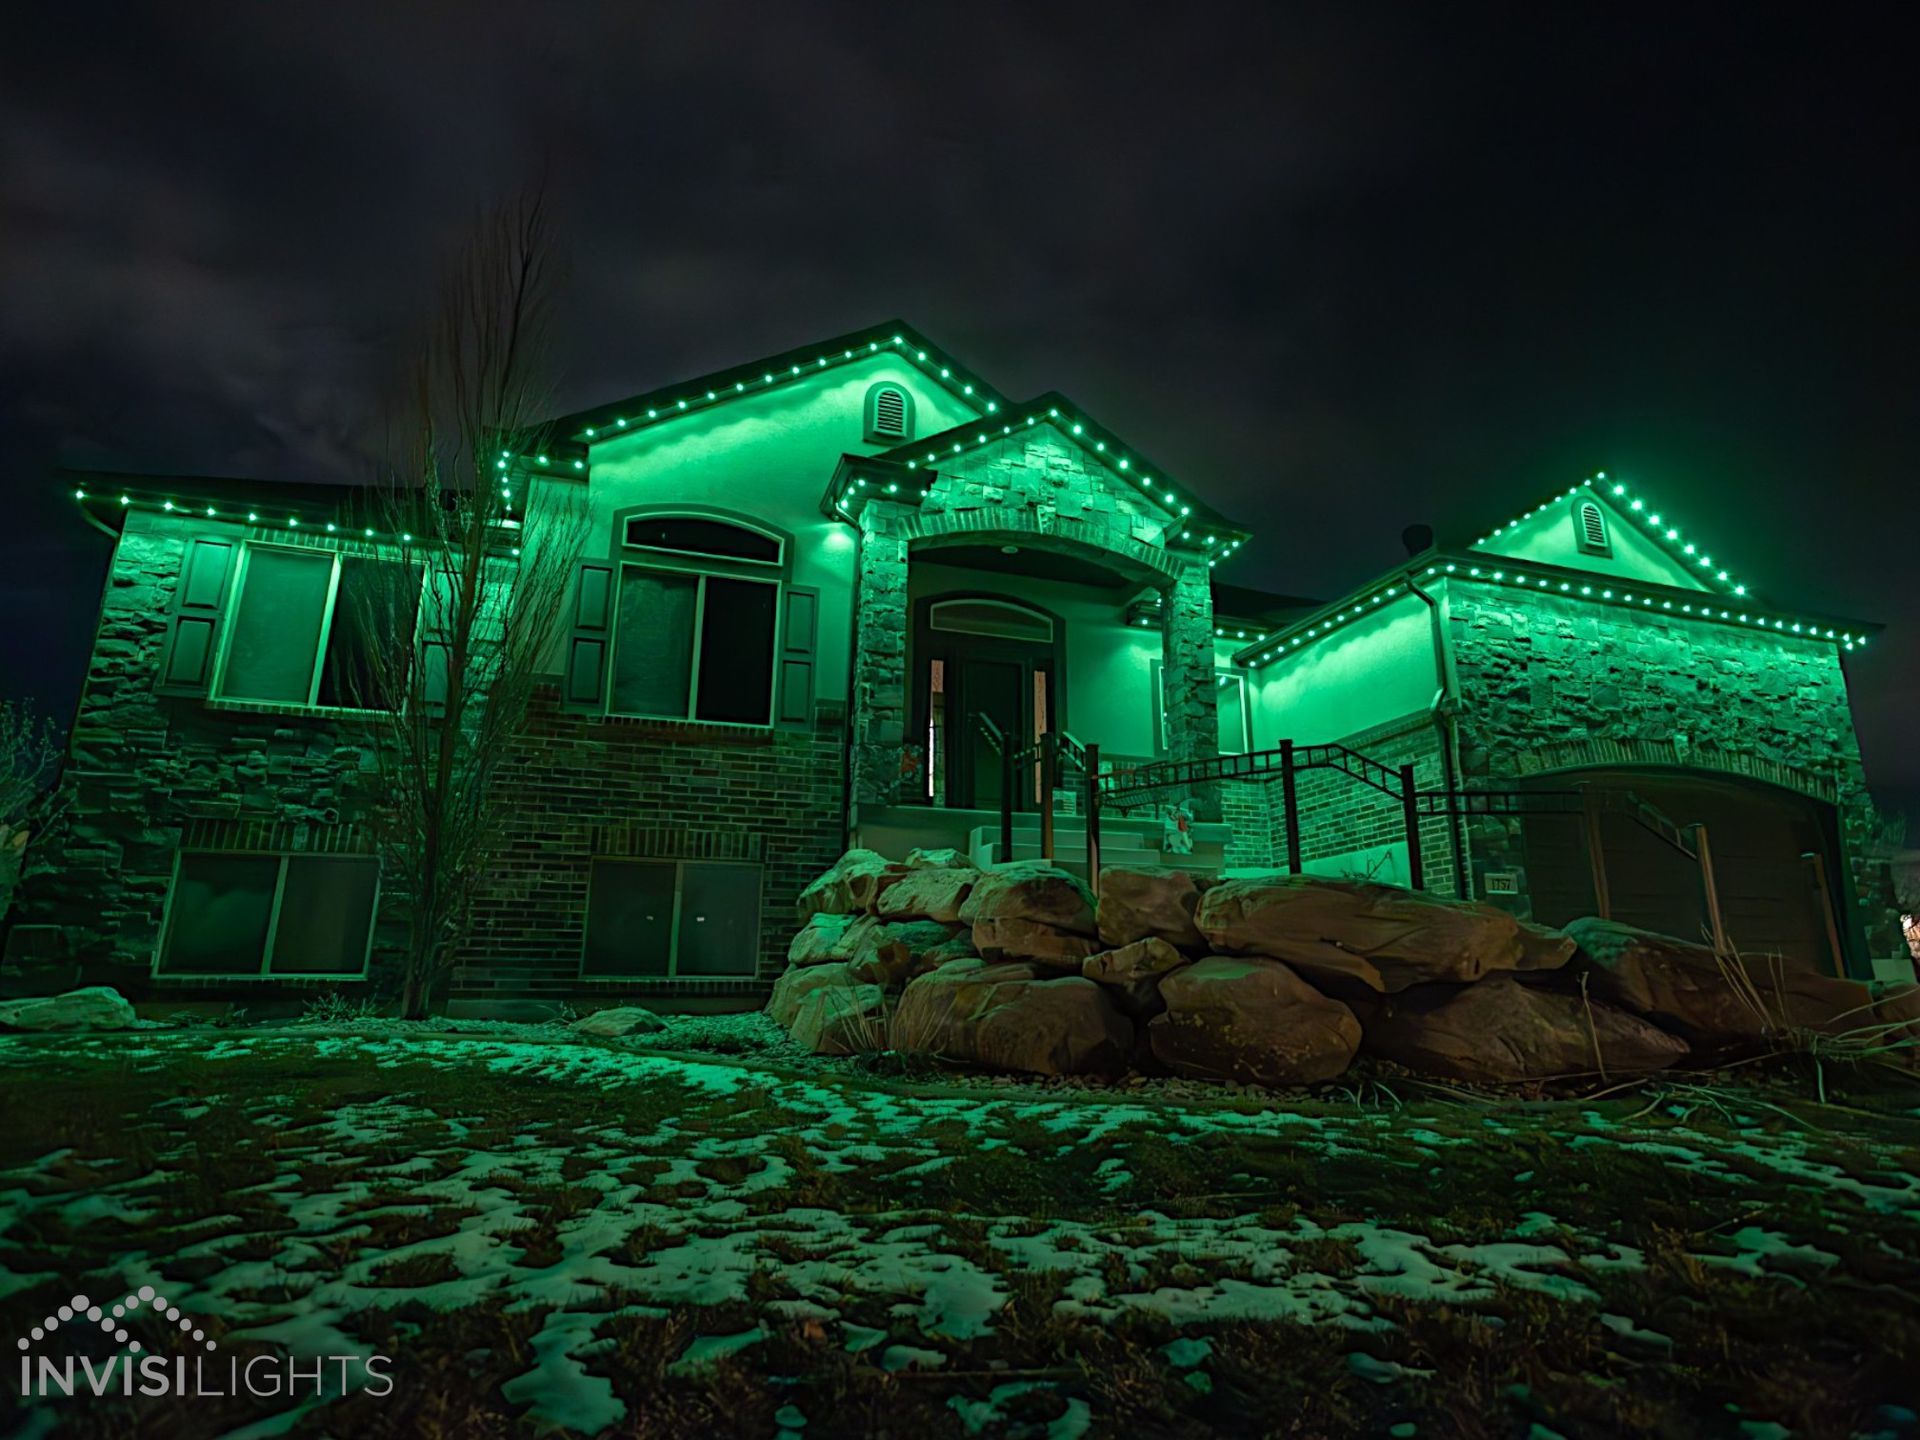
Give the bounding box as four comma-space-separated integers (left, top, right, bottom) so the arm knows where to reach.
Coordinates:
777, 585, 820, 726
159, 537, 236, 693
564, 560, 616, 711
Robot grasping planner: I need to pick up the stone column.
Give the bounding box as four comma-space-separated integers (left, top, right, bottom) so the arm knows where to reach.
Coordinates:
1161, 561, 1221, 821
849, 503, 912, 815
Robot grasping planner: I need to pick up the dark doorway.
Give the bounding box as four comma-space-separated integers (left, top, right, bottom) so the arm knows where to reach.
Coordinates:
912, 595, 1062, 810
1520, 768, 1850, 974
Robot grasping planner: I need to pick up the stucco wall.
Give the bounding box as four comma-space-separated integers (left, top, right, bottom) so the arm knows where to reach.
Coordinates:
1248, 594, 1437, 749
583, 356, 982, 702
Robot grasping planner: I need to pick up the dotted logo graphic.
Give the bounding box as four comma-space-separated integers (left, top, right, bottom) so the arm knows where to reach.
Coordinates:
16, 1287, 217, 1355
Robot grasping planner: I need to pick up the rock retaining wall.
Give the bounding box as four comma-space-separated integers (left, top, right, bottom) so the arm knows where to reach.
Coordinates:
772, 850, 1920, 1087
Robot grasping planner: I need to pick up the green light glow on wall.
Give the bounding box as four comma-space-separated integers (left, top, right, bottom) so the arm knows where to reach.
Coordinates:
557, 333, 997, 447
1478, 472, 1750, 598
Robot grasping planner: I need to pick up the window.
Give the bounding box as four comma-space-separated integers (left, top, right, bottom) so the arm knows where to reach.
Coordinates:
610, 567, 778, 723
157, 853, 378, 978
929, 598, 1054, 643
583, 859, 761, 978
1574, 500, 1612, 557
864, 382, 916, 443
1151, 662, 1250, 756
217, 545, 422, 708
622, 515, 782, 566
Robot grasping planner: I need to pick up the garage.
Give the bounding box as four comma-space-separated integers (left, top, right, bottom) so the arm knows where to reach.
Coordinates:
1518, 768, 1851, 976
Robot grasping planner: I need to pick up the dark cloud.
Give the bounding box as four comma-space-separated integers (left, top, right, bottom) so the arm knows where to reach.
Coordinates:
2, 2, 1914, 813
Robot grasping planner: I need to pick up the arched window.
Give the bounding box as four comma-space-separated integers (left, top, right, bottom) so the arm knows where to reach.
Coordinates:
622, 513, 783, 567
929, 597, 1054, 643
608, 509, 792, 726
864, 382, 915, 444
1574, 499, 1611, 557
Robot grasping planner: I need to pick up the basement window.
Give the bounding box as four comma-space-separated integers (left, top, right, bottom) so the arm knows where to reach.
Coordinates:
582, 859, 761, 978
157, 852, 378, 978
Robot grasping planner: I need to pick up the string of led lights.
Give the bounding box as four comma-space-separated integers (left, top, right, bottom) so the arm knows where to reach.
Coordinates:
827, 404, 1250, 560
556, 333, 996, 446
1478, 472, 1748, 597
70, 487, 524, 556
1236, 556, 1869, 672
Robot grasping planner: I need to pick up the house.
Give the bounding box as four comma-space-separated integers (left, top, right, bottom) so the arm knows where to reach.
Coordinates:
2, 320, 1908, 1012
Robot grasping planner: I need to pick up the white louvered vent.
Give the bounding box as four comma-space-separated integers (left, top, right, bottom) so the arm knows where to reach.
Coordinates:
873, 386, 908, 437
1576, 500, 1611, 555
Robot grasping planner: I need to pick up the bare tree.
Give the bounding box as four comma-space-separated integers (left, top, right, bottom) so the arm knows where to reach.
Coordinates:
1, 700, 63, 920
350, 193, 590, 1017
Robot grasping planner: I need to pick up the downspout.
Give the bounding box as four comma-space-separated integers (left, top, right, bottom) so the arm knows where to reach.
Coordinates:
1404, 569, 1470, 899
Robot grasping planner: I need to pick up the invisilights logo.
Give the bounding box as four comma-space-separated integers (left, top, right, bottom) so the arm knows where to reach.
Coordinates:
15, 1285, 392, 1400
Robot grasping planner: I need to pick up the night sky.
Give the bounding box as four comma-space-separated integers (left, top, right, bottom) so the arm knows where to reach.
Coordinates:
3, 5, 1913, 822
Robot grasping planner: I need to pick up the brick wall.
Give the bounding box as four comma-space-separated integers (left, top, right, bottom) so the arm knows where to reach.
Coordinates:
1267, 716, 1456, 896
457, 692, 845, 997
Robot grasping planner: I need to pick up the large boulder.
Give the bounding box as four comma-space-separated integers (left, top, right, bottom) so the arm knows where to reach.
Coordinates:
1565, 917, 1906, 1045
844, 918, 968, 988
1196, 876, 1572, 993
1364, 974, 1689, 1083
1082, 938, 1187, 1023
789, 983, 891, 1056
877, 866, 979, 924
788, 912, 861, 966
0, 987, 137, 1032
570, 1006, 666, 1039
1096, 868, 1206, 950
1082, 937, 1188, 988
768, 962, 860, 1028
1149, 957, 1360, 1085
797, 850, 893, 920
905, 847, 974, 870
958, 863, 1097, 936
893, 957, 1133, 1075
972, 917, 1102, 971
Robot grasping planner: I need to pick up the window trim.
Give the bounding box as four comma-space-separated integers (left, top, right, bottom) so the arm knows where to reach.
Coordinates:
212, 540, 424, 713
154, 849, 379, 981
580, 857, 762, 980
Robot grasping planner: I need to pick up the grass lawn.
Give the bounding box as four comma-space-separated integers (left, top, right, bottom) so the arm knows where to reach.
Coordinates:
1, 1023, 1918, 1438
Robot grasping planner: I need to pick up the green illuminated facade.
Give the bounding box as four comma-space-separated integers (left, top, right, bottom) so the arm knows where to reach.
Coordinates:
3, 322, 1906, 1008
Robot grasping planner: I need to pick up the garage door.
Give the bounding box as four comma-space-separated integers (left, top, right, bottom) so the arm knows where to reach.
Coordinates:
1520, 768, 1845, 975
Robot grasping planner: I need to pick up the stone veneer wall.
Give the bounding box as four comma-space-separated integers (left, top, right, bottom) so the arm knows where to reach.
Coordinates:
1445, 583, 1903, 971
848, 427, 1219, 812
3, 513, 845, 1004
1, 515, 399, 1000
455, 692, 845, 998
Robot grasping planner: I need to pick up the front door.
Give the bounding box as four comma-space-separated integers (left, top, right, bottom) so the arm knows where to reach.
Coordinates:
952, 656, 1026, 811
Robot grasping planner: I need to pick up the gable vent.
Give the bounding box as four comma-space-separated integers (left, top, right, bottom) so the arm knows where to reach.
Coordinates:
864, 381, 916, 444
1575, 500, 1611, 556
